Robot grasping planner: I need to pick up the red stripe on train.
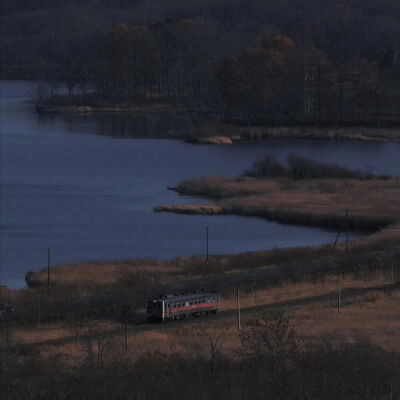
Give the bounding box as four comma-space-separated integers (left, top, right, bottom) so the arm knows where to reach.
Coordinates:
168, 302, 218, 314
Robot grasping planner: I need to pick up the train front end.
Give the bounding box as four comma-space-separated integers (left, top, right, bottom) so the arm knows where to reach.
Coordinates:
146, 299, 165, 322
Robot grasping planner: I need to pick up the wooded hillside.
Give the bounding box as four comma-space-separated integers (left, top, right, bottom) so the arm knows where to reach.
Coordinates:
2, 0, 399, 124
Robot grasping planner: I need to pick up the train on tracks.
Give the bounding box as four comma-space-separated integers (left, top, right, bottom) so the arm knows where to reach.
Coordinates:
147, 290, 219, 322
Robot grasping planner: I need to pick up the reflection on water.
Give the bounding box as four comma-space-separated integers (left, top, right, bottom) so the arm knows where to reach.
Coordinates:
38, 110, 216, 139
1, 81, 399, 288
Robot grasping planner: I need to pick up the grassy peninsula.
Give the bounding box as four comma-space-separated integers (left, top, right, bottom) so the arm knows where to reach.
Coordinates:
155, 155, 400, 231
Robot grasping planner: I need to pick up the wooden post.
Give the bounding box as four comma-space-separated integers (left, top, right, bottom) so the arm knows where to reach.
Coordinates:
77, 320, 80, 346
206, 227, 209, 267
38, 300, 41, 327
124, 305, 128, 351
392, 254, 395, 282
333, 209, 349, 249
345, 210, 349, 251
237, 285, 241, 334
333, 225, 342, 249
5, 319, 9, 358
47, 248, 51, 297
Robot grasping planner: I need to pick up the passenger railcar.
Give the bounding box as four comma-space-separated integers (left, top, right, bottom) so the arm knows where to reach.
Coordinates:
147, 290, 219, 322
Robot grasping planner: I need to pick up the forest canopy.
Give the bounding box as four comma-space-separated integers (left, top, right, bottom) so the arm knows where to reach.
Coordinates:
2, 0, 399, 124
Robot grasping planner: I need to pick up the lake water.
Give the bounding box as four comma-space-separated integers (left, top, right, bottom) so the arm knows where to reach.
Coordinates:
1, 81, 399, 288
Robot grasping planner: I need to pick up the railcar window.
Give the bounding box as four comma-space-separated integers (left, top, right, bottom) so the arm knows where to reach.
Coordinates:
190, 301, 193, 305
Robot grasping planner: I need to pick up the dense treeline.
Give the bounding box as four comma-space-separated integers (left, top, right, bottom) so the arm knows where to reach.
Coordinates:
218, 36, 400, 124
1, 0, 400, 124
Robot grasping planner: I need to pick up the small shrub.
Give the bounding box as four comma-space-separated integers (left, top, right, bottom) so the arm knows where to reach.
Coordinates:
243, 155, 287, 177
244, 153, 386, 180
287, 154, 364, 180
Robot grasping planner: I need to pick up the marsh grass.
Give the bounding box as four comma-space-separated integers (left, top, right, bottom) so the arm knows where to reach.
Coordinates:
24, 226, 400, 299
167, 176, 400, 231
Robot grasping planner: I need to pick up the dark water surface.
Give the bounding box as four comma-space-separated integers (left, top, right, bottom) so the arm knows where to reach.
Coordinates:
1, 81, 399, 288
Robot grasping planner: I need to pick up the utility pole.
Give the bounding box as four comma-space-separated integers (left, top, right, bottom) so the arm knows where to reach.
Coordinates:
333, 225, 342, 249
345, 209, 349, 251
5, 318, 9, 363
236, 284, 241, 334
333, 209, 349, 250
77, 320, 81, 346
38, 300, 41, 327
205, 227, 209, 267
337, 278, 341, 316
124, 305, 128, 351
391, 253, 395, 282
47, 247, 51, 297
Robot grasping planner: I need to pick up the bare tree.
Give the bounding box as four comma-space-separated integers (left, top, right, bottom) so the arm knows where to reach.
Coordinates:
208, 331, 224, 377
240, 311, 303, 392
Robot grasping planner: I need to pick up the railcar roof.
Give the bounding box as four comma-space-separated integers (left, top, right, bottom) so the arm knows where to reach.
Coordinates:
149, 291, 218, 303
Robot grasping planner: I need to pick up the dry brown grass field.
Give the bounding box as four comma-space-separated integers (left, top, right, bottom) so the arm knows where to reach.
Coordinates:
6, 253, 399, 398
9, 280, 399, 371
156, 177, 400, 230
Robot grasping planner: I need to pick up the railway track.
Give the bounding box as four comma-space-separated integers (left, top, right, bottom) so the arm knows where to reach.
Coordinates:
14, 281, 399, 350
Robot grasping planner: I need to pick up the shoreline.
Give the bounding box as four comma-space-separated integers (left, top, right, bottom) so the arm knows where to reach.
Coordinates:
21, 175, 400, 292
154, 177, 400, 232
154, 202, 392, 231
187, 125, 400, 144
23, 219, 400, 291
35, 103, 400, 143
35, 103, 198, 114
